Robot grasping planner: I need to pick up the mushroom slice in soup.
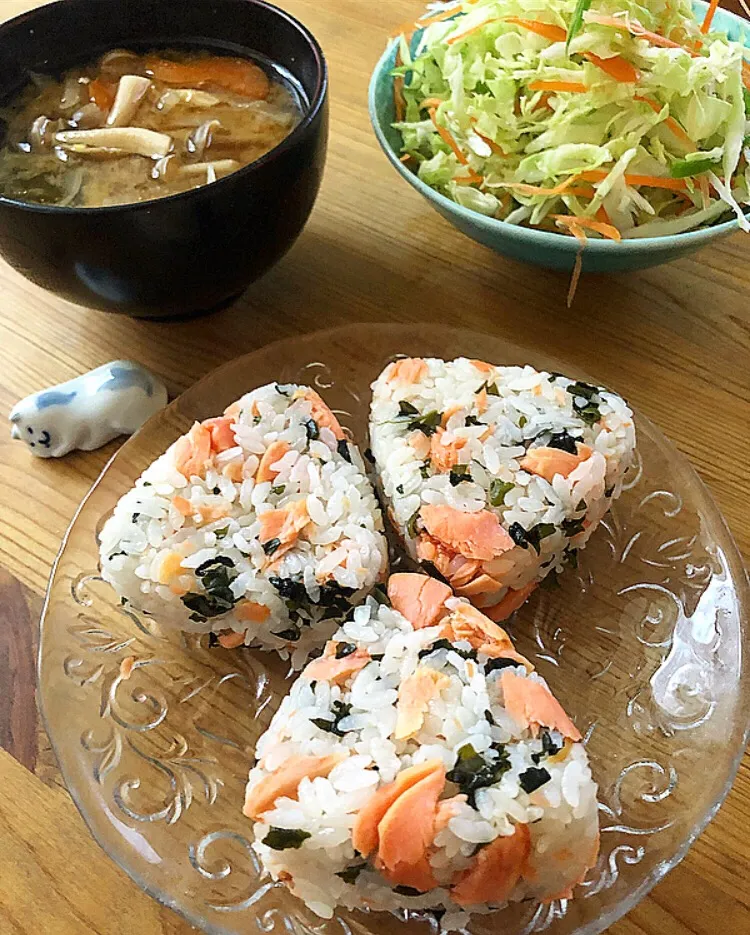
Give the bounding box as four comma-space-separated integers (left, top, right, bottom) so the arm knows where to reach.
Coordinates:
55, 127, 172, 158
106, 75, 152, 127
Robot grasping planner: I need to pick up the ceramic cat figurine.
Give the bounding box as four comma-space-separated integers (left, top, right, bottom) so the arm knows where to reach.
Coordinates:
9, 360, 168, 457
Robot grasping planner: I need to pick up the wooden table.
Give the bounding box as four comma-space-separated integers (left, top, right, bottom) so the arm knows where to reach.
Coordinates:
0, 1, 748, 932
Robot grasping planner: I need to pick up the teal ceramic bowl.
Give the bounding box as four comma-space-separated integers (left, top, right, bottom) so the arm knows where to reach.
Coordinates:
369, 1, 748, 272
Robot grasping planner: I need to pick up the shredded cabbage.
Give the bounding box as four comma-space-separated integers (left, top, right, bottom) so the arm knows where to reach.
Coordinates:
392, 0, 750, 239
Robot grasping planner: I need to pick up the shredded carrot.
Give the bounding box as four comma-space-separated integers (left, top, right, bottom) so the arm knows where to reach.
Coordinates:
584, 13, 700, 55
420, 6, 464, 29
504, 17, 567, 43
579, 168, 690, 191
635, 96, 695, 147
88, 78, 116, 111
497, 175, 583, 197
454, 172, 485, 185
595, 204, 612, 225
528, 79, 588, 92
420, 97, 447, 109
533, 91, 554, 112
429, 107, 469, 165
567, 249, 584, 307
470, 121, 506, 155
584, 52, 640, 83
446, 17, 501, 45
552, 214, 622, 241
701, 0, 721, 33
400, 153, 412, 163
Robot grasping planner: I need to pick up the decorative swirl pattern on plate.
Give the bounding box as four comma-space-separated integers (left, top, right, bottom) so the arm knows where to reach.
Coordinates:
38, 330, 748, 935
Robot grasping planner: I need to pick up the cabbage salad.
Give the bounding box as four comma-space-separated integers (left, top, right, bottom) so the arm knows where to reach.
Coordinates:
392, 0, 750, 240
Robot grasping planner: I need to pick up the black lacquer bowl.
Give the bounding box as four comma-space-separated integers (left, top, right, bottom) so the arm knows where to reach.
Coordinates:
0, 0, 328, 318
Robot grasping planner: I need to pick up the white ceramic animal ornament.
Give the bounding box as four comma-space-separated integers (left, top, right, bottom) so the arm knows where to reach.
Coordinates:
9, 360, 168, 458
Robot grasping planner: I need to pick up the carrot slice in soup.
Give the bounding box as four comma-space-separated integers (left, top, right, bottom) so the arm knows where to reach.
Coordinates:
145, 56, 270, 99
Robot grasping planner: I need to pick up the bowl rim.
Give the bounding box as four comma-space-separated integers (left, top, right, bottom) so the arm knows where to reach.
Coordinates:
368, 0, 747, 254
0, 0, 328, 216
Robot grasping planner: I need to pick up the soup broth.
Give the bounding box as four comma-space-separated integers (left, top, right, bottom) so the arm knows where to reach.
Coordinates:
0, 49, 303, 207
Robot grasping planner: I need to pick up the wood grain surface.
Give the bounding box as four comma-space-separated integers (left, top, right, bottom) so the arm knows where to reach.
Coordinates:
0, 1, 747, 933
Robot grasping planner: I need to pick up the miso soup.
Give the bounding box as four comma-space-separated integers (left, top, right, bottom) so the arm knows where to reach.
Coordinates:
0, 49, 303, 207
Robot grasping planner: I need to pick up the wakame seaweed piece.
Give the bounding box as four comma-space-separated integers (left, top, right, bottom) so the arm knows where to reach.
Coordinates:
317, 582, 357, 621
269, 576, 308, 603
562, 516, 586, 538
482, 381, 500, 396
394, 885, 426, 897
509, 522, 529, 548
207, 632, 220, 648
565, 548, 579, 569
577, 404, 601, 426
566, 380, 600, 402
271, 623, 302, 642
525, 523, 557, 552
420, 462, 431, 479
408, 409, 442, 436
406, 509, 420, 538
336, 863, 367, 884
397, 400, 420, 417
396, 484, 404, 494
519, 766, 551, 794
489, 479, 514, 507
304, 418, 320, 441
182, 557, 239, 620
262, 827, 311, 850
566, 380, 602, 426
335, 642, 357, 659
546, 431, 578, 454
465, 414, 483, 426
271, 485, 286, 496
418, 638, 477, 661
262, 537, 282, 555
484, 656, 519, 674
336, 439, 352, 462
449, 464, 472, 486
531, 730, 562, 765
310, 700, 353, 737
446, 742, 511, 807
421, 560, 450, 585
364, 447, 375, 464
371, 584, 391, 605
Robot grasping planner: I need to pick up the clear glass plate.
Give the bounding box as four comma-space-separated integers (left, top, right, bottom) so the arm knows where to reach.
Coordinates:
39, 324, 750, 935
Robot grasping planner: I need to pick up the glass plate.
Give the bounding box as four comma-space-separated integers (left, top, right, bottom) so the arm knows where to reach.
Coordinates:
39, 324, 750, 935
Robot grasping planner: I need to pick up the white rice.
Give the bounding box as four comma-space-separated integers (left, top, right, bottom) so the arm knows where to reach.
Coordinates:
369, 358, 636, 616
244, 581, 599, 921
99, 382, 387, 666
